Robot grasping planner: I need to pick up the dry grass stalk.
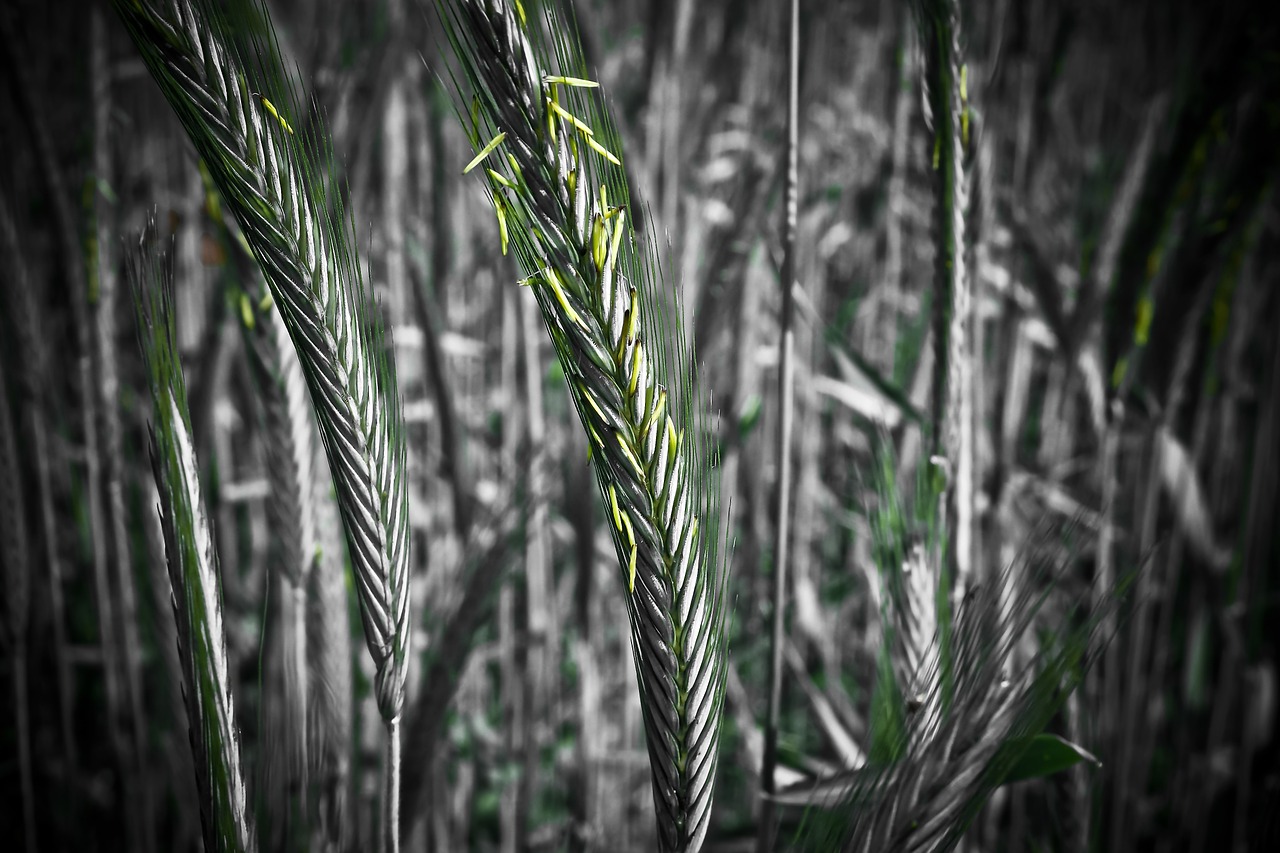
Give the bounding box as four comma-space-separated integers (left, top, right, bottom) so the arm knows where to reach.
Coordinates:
131, 235, 256, 853
438, 1, 731, 848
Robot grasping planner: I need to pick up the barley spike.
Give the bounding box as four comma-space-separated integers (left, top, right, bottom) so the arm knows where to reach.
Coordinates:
438, 2, 730, 849
114, 0, 411, 730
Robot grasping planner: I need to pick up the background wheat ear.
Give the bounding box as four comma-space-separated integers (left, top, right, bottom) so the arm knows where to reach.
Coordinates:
129, 229, 256, 853
788, 519, 1128, 853
435, 1, 732, 849
114, 0, 412, 847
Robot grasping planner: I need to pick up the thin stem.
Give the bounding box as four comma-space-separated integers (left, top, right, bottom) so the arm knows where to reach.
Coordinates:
387, 717, 402, 853
14, 653, 36, 853
759, 0, 799, 848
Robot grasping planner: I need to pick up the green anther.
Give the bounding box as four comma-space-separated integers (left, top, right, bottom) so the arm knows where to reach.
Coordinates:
258, 292, 273, 312
1111, 356, 1128, 390
463, 131, 507, 174
259, 94, 294, 135
609, 484, 623, 533
617, 431, 646, 484
1134, 295, 1153, 346
543, 75, 600, 89
617, 507, 638, 592
591, 214, 607, 271
578, 380, 608, 426
547, 98, 595, 136
628, 541, 638, 594
487, 168, 516, 190
607, 208, 627, 271
506, 152, 522, 181
544, 269, 582, 328
642, 388, 668, 439
239, 292, 255, 330
628, 339, 643, 397
494, 196, 509, 256
585, 133, 622, 166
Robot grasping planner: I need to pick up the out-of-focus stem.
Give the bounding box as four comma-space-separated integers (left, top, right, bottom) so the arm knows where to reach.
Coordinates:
759, 0, 800, 848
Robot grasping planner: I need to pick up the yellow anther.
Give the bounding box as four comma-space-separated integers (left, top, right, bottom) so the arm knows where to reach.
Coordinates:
607, 208, 627, 270
543, 75, 600, 89
258, 95, 294, 135
535, 268, 583, 329
628, 541, 638, 593
642, 388, 668, 439
578, 381, 608, 425
547, 98, 595, 136
494, 196, 509, 256
617, 506, 638, 592
239, 293, 255, 330
592, 214, 607, 271
616, 431, 646, 483
628, 340, 643, 397
258, 292, 273, 312
609, 484, 622, 532
585, 133, 622, 166
487, 168, 516, 190
463, 131, 507, 175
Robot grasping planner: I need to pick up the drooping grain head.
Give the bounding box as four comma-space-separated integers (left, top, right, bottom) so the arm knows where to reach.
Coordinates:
437, 2, 731, 848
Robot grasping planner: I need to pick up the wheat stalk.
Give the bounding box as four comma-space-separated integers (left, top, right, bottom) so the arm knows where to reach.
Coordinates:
917, 0, 972, 587
131, 234, 256, 853
438, 1, 730, 848
114, 1, 412, 845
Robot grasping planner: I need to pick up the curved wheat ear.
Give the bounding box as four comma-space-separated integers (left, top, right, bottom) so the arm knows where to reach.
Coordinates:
114, 0, 410, 727
131, 235, 256, 853
438, 2, 730, 849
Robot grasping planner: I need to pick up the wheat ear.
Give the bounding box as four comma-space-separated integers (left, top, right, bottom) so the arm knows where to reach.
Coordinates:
791, 530, 1116, 853
131, 234, 256, 853
114, 2, 411, 844
438, 2, 730, 849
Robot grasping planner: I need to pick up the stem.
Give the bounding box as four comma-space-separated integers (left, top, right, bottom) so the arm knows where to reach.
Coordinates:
15, 652, 36, 853
759, 0, 799, 848
387, 717, 402, 853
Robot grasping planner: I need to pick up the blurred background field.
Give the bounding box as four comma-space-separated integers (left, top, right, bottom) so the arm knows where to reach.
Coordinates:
0, 0, 1278, 850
